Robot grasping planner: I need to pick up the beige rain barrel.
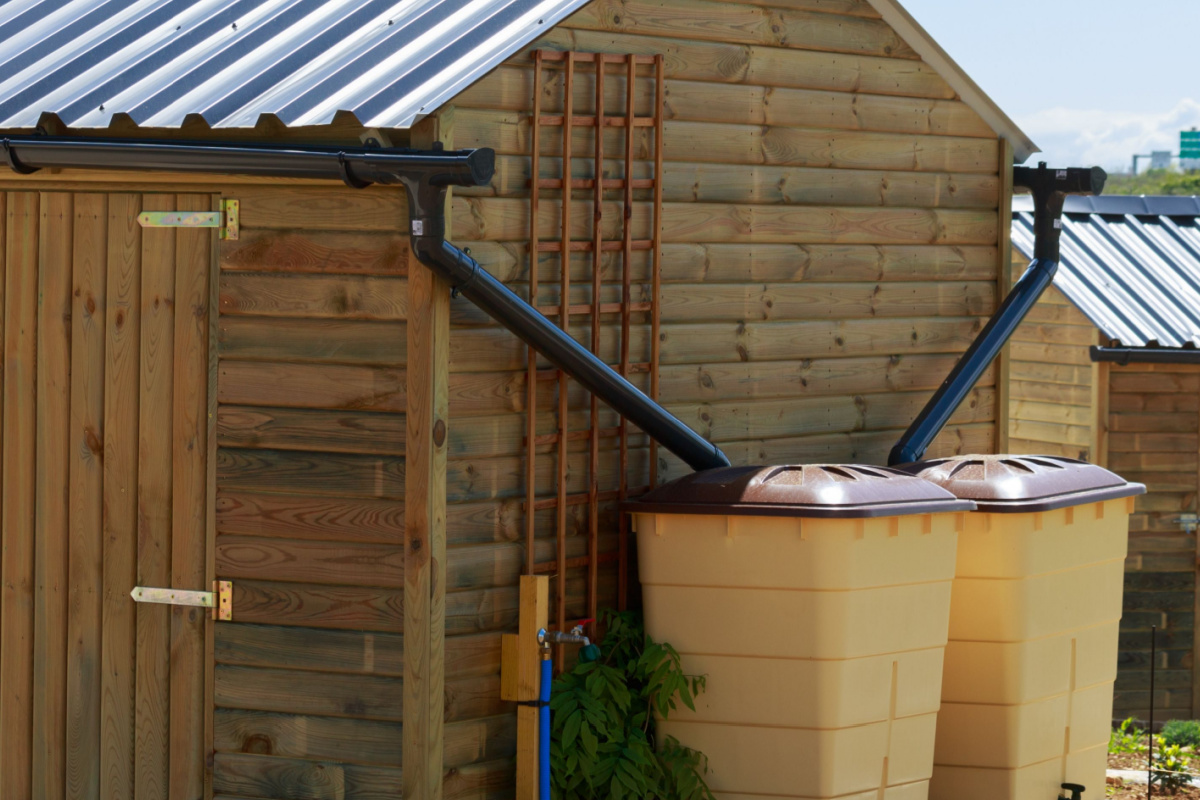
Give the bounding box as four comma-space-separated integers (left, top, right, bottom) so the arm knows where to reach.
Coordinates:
625, 464, 974, 799
907, 455, 1144, 800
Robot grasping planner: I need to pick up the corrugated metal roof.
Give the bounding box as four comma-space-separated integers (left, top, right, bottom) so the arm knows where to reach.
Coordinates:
1013, 195, 1200, 349
0, 0, 589, 131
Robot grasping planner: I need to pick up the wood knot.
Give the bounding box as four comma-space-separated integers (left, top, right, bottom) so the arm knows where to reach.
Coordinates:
241, 734, 274, 755
84, 427, 102, 456
433, 419, 447, 447
410, 539, 423, 553
114, 310, 125, 328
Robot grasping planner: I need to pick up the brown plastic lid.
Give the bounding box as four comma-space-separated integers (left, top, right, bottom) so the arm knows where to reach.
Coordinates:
622, 464, 975, 519
903, 454, 1146, 513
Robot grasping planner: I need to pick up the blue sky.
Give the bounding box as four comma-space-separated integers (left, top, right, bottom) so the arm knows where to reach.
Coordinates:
900, 0, 1200, 172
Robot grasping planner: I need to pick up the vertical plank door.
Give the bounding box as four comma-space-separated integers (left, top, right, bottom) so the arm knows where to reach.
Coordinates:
0, 190, 215, 800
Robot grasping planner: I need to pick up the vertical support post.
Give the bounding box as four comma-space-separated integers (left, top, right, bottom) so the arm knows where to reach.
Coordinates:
650, 54, 665, 486
203, 192, 222, 796
513, 575, 550, 800
1192, 384, 1200, 719
994, 137, 1014, 455
405, 110, 453, 800
526, 51, 544, 579
588, 55, 604, 628
617, 54, 636, 610
1149, 624, 1157, 797
556, 52, 575, 666
1095, 359, 1110, 467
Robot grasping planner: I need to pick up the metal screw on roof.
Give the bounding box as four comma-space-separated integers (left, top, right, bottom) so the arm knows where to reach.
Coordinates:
388, 19, 393, 24
98, 104, 104, 111
231, 22, 237, 29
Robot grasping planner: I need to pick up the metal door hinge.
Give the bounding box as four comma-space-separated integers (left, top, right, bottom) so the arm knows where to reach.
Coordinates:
1178, 513, 1199, 534
130, 580, 233, 621
136, 198, 239, 240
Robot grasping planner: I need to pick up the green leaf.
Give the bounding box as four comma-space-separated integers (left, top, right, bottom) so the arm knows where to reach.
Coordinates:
561, 709, 583, 750
547, 607, 714, 800
580, 721, 599, 757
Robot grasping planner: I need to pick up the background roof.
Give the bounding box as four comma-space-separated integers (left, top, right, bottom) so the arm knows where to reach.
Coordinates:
0, 0, 590, 131
1012, 194, 1200, 349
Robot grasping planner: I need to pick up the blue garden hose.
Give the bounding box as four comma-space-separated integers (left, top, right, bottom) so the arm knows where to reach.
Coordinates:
540, 653, 552, 800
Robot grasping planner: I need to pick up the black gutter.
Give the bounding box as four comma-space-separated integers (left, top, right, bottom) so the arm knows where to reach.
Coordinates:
888, 163, 1107, 467
1091, 346, 1200, 365
3, 134, 729, 472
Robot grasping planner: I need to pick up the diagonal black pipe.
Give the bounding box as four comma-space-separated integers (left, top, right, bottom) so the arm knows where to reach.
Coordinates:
887, 163, 1106, 467
2, 134, 729, 472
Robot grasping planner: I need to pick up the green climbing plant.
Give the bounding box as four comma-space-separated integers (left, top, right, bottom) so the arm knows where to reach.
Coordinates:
548, 608, 715, 800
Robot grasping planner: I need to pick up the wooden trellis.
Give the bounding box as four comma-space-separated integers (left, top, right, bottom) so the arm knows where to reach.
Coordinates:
524, 50, 665, 650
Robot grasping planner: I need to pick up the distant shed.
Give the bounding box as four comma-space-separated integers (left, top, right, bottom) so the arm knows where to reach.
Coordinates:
0, 0, 1035, 798
1008, 194, 1200, 724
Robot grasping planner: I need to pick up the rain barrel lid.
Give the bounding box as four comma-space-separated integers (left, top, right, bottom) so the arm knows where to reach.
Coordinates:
623, 464, 975, 519
903, 454, 1146, 513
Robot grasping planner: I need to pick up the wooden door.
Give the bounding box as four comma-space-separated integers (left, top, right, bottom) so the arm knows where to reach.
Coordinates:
0, 191, 214, 800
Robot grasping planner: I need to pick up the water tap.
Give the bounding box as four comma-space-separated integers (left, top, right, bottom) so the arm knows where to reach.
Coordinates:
537, 624, 591, 650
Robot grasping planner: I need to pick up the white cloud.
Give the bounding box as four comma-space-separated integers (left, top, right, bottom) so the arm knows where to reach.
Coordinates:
1015, 99, 1200, 173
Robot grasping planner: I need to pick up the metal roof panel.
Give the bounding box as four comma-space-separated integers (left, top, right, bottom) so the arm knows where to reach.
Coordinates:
1012, 197, 1200, 349
0, 0, 590, 130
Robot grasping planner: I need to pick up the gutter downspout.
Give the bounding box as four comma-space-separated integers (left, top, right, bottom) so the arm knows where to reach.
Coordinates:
2, 134, 729, 472
400, 172, 728, 472
887, 163, 1106, 467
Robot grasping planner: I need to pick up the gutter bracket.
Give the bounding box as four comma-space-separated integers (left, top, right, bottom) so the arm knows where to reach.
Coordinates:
337, 151, 371, 189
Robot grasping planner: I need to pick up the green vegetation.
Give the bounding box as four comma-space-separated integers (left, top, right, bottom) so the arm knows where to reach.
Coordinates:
1111, 717, 1148, 754
1152, 743, 1192, 794
1104, 169, 1200, 196
1163, 720, 1200, 749
549, 609, 714, 800
1109, 718, 1200, 794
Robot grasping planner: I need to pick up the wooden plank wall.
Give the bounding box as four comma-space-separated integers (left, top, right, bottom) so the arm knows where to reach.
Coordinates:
450, 0, 1004, 491
212, 185, 514, 800
1105, 362, 1200, 722
1006, 272, 1100, 460
0, 189, 210, 800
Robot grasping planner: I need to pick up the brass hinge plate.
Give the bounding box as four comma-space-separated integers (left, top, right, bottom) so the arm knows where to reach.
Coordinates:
130, 580, 233, 621
136, 199, 239, 241
221, 198, 239, 240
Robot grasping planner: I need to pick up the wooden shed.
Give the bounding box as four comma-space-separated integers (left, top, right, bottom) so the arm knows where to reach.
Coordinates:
1006, 194, 1200, 725
0, 0, 1036, 798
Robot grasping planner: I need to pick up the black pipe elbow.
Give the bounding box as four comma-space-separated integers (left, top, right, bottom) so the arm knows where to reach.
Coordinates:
1013, 162, 1106, 261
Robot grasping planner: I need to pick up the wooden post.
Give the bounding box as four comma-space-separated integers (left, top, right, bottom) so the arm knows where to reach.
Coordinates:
510, 575, 549, 800
1192, 375, 1200, 718
994, 137, 1014, 455
1093, 355, 1109, 467
404, 111, 453, 800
